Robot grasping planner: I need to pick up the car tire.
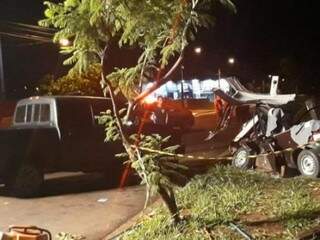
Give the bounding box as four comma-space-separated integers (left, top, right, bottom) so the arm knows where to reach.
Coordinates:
297, 149, 320, 178
6, 163, 44, 197
232, 147, 255, 170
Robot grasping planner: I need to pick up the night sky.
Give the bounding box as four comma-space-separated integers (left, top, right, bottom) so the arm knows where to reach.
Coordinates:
0, 0, 319, 98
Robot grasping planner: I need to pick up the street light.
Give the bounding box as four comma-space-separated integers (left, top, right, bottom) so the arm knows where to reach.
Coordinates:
228, 57, 235, 65
180, 65, 185, 100
227, 57, 236, 84
194, 46, 202, 55
0, 36, 5, 99
59, 38, 70, 47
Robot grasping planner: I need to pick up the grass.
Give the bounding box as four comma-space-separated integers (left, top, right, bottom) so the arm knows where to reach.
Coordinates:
120, 166, 320, 240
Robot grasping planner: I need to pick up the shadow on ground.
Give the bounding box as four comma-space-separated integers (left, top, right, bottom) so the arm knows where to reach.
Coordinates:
0, 172, 139, 198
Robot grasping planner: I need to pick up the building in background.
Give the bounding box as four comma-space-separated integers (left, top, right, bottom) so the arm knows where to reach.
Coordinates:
143, 77, 232, 102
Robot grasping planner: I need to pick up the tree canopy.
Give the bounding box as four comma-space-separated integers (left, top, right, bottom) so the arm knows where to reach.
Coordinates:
40, 63, 103, 96
39, 0, 236, 100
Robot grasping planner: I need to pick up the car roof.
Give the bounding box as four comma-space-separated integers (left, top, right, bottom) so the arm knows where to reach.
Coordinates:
213, 78, 296, 106
16, 95, 111, 105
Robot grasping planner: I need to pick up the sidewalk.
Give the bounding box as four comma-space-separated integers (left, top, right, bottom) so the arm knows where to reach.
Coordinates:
0, 182, 147, 240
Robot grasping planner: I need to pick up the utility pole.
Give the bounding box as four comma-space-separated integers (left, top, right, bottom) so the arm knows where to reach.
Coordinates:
218, 68, 221, 89
0, 36, 5, 100
180, 65, 184, 101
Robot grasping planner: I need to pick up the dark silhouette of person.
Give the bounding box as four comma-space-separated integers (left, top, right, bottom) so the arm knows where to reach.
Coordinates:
151, 96, 168, 125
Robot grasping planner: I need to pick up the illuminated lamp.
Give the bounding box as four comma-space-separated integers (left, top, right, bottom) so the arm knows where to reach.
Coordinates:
143, 95, 157, 104
59, 38, 71, 47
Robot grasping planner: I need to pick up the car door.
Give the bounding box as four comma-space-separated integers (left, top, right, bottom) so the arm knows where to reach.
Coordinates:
89, 99, 123, 171
58, 98, 94, 171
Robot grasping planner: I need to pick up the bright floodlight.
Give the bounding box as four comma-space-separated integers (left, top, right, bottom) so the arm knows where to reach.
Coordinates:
228, 57, 235, 64
143, 95, 157, 104
194, 47, 202, 54
59, 38, 70, 47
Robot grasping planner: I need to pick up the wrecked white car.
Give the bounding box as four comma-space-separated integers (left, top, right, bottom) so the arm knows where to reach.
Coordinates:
214, 77, 320, 178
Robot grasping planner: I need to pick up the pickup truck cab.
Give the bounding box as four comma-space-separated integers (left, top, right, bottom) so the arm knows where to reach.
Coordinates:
0, 96, 124, 197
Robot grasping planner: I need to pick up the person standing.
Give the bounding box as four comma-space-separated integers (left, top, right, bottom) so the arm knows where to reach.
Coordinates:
151, 96, 168, 126
205, 94, 230, 140
214, 95, 224, 122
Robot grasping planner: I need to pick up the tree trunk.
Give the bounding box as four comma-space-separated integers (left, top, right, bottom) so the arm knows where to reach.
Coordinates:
158, 184, 180, 224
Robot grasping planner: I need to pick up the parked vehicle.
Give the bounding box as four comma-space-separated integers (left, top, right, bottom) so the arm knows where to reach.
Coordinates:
140, 97, 194, 130
214, 78, 320, 178
0, 96, 182, 197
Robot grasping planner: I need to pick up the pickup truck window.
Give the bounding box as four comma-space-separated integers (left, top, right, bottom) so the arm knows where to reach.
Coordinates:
15, 103, 51, 124
40, 104, 50, 122
34, 104, 40, 121
15, 105, 26, 123
33, 104, 50, 122
26, 105, 32, 122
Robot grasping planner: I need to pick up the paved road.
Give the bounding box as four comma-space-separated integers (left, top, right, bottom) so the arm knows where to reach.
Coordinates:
0, 173, 146, 239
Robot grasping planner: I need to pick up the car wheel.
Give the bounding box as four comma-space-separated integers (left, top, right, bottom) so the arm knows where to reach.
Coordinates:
297, 149, 320, 178
6, 163, 44, 197
232, 147, 255, 170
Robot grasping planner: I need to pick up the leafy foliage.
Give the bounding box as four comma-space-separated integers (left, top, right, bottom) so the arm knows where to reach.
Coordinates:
97, 108, 123, 142
106, 66, 142, 100
40, 0, 235, 99
40, 64, 103, 96
40, 0, 107, 72
97, 108, 188, 208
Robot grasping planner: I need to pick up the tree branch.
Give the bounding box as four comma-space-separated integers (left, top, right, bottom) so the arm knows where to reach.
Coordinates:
131, 0, 195, 106
133, 54, 184, 104
101, 45, 130, 146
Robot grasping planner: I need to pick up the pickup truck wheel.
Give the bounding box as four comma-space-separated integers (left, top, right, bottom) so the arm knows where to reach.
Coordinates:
6, 164, 44, 197
232, 147, 255, 170
297, 149, 320, 178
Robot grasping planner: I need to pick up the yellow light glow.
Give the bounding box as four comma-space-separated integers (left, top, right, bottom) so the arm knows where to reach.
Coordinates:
194, 47, 202, 54
59, 38, 70, 47
228, 58, 235, 64
143, 95, 157, 104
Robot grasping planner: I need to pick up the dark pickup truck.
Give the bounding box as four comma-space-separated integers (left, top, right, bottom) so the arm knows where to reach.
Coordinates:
0, 96, 183, 197
0, 96, 125, 196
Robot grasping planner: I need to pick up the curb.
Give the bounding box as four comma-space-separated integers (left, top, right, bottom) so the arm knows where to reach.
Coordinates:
103, 197, 162, 240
